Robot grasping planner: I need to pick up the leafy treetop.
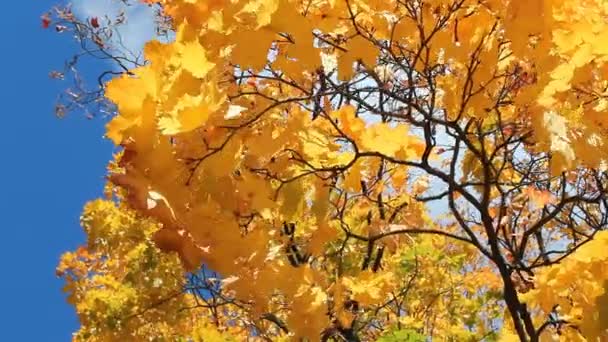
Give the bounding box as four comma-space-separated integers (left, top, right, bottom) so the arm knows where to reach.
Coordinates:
58, 0, 608, 341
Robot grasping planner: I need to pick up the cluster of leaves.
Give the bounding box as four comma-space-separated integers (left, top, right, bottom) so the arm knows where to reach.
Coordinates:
60, 196, 503, 340
520, 231, 608, 341
57, 199, 243, 341
57, 0, 608, 341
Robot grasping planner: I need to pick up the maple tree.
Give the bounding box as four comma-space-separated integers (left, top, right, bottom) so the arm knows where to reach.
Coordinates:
56, 0, 608, 341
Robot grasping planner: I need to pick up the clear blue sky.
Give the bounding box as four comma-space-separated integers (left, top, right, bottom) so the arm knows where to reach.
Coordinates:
0, 1, 118, 340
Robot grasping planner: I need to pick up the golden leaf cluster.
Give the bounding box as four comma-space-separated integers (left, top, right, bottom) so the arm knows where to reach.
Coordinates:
58, 0, 608, 340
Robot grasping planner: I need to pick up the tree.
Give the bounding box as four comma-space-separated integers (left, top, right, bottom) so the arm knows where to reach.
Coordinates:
57, 199, 233, 341
57, 0, 608, 341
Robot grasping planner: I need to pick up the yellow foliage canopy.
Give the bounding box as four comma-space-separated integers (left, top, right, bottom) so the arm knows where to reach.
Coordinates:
60, 0, 608, 341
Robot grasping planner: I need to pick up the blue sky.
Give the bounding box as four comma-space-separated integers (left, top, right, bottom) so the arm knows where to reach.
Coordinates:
0, 1, 155, 340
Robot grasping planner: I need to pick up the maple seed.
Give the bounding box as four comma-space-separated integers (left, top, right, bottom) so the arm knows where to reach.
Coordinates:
41, 14, 51, 29
90, 17, 100, 28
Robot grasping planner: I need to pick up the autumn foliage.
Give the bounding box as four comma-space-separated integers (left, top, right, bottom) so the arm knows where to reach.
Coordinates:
57, 0, 608, 341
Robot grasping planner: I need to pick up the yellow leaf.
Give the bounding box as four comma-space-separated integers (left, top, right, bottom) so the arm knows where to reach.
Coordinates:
230, 28, 276, 71
106, 115, 135, 145
360, 123, 413, 158
333, 105, 365, 138
343, 160, 363, 193
497, 329, 520, 342
105, 67, 157, 115
311, 179, 330, 223
280, 180, 305, 220
270, 1, 319, 70
338, 35, 378, 80
308, 223, 338, 256
180, 39, 215, 78
158, 83, 225, 135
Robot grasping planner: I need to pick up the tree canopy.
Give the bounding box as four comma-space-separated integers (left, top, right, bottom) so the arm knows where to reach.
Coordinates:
54, 0, 608, 341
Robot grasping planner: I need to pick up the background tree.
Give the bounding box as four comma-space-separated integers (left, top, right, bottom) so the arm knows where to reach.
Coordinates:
57, 198, 247, 341
56, 0, 608, 341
